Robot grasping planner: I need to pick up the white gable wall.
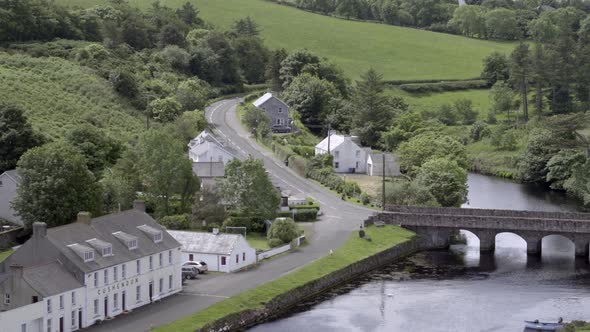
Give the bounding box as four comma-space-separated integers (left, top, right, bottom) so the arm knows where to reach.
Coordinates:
189, 142, 235, 164
0, 173, 21, 225
331, 139, 367, 173
180, 236, 256, 273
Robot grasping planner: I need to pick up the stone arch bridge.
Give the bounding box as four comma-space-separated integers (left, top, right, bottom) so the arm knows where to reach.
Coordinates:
365, 205, 590, 258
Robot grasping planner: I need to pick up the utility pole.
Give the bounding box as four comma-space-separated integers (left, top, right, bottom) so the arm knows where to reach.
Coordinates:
327, 122, 331, 154
382, 153, 386, 211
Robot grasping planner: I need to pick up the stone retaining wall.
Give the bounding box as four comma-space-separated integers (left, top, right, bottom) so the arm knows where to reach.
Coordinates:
198, 237, 426, 332
0, 227, 23, 250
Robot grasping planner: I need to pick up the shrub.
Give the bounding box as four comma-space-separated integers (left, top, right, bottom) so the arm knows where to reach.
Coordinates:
223, 215, 266, 233
267, 238, 284, 248
267, 218, 299, 244
360, 192, 371, 205
292, 209, 318, 222
158, 214, 190, 230
398, 80, 488, 93
470, 121, 490, 142
291, 145, 315, 158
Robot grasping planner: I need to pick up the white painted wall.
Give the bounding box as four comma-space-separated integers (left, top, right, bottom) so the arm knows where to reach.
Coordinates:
0, 173, 22, 225
331, 138, 366, 173
179, 236, 256, 273
189, 142, 234, 164
0, 300, 44, 332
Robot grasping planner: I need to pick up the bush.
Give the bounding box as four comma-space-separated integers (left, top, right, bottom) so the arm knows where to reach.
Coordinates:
267, 238, 284, 248
158, 214, 190, 230
292, 209, 318, 222
291, 145, 315, 158
267, 218, 299, 244
398, 80, 488, 93
223, 215, 266, 233
489, 126, 518, 151
360, 192, 371, 205
470, 121, 490, 142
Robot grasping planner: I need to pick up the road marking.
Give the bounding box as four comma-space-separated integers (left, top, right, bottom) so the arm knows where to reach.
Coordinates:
325, 215, 343, 219
180, 292, 229, 299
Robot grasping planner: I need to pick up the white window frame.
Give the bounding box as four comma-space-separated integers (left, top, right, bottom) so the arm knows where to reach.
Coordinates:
21, 323, 26, 332
168, 250, 172, 264
122, 264, 126, 279
136, 286, 141, 302
113, 266, 118, 282
159, 278, 163, 293
113, 293, 118, 309
128, 239, 138, 250
102, 246, 112, 257
149, 256, 153, 270
93, 299, 98, 315
104, 269, 108, 285
71, 310, 76, 328
168, 275, 173, 290
154, 232, 163, 243
71, 291, 76, 306
59, 295, 64, 310
47, 319, 51, 332
94, 272, 98, 287
136, 259, 140, 274
47, 299, 52, 314
159, 253, 163, 267
4, 293, 10, 305
83, 250, 94, 262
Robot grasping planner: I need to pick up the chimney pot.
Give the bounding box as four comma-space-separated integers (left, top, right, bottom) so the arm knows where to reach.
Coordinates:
32, 222, 47, 239
133, 200, 146, 212
77, 212, 92, 225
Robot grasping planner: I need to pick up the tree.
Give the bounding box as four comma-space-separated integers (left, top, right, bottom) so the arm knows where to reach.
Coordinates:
489, 81, 514, 122
170, 110, 208, 144
546, 149, 586, 190
159, 23, 186, 47
109, 68, 139, 98
160, 45, 190, 72
266, 48, 288, 91
435, 103, 458, 125
219, 157, 280, 220
138, 129, 198, 216
176, 2, 201, 26
352, 68, 393, 147
448, 5, 486, 38
454, 98, 478, 125
192, 186, 226, 227
481, 51, 510, 85
381, 111, 424, 151
231, 17, 260, 37
382, 179, 440, 207
415, 157, 468, 207
175, 79, 211, 112
517, 128, 560, 182
65, 124, 122, 176
243, 104, 271, 139
510, 43, 531, 122
267, 217, 299, 245
101, 169, 136, 214
282, 73, 338, 132
0, 103, 44, 173
232, 36, 269, 83
149, 97, 183, 123
485, 8, 519, 39
397, 133, 468, 174
13, 142, 102, 228
279, 49, 322, 89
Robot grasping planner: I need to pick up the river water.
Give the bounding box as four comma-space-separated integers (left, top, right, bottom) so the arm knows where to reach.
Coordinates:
249, 173, 590, 332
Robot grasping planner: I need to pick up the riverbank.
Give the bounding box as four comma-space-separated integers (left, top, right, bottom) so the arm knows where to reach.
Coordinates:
154, 225, 416, 332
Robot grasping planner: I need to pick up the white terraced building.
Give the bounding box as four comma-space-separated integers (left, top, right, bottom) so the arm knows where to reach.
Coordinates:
0, 201, 182, 332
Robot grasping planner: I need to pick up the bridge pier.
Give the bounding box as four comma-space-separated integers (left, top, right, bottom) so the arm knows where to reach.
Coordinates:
526, 238, 542, 256
575, 241, 589, 260
477, 231, 495, 253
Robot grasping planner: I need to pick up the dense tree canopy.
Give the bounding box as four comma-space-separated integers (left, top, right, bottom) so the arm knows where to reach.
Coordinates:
0, 103, 44, 173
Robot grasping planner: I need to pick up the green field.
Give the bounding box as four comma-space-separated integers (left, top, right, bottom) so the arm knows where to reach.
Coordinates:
155, 225, 414, 331
0, 52, 144, 142
58, 0, 515, 80
390, 88, 493, 119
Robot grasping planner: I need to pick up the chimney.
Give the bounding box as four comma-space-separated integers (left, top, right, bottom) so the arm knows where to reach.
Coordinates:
32, 222, 47, 240
77, 212, 92, 225
133, 200, 146, 212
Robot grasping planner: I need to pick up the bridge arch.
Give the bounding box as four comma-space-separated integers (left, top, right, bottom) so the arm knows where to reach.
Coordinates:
542, 234, 575, 256
458, 229, 480, 247
494, 232, 527, 250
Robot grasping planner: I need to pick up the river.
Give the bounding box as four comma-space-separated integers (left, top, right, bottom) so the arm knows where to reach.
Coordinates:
249, 173, 590, 332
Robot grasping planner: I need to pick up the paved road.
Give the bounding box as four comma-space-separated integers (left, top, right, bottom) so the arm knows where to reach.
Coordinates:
87, 99, 372, 332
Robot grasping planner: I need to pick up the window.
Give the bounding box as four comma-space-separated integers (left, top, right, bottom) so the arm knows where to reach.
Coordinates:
278, 107, 283, 113
236, 254, 239, 263
334, 151, 340, 159
71, 292, 75, 306
21, 323, 26, 332
47, 299, 52, 314
32, 296, 38, 303
114, 266, 118, 281
355, 150, 360, 158
221, 256, 226, 265
154, 232, 163, 243
4, 293, 10, 304
277, 118, 281, 125
83, 250, 94, 262
47, 319, 51, 332
128, 239, 138, 250
168, 250, 172, 264
159, 278, 163, 293
136, 286, 141, 302
136, 259, 141, 274
113, 293, 118, 309
71, 311, 76, 327
104, 269, 108, 284
93, 299, 99, 315
59, 295, 64, 309
189, 254, 194, 261
243, 252, 246, 261
102, 246, 112, 256
122, 264, 126, 279
334, 162, 340, 168
149, 256, 153, 270
94, 272, 98, 287
159, 253, 163, 267
168, 275, 173, 290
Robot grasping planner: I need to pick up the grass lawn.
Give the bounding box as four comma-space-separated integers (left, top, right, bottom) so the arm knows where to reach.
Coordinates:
466, 139, 523, 179
154, 225, 414, 331
245, 233, 270, 251
0, 249, 13, 263
58, 0, 515, 80
338, 174, 383, 198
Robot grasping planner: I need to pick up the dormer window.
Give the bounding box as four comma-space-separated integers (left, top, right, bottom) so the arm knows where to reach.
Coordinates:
86, 238, 113, 257
113, 231, 139, 250
67, 244, 95, 262
137, 225, 163, 243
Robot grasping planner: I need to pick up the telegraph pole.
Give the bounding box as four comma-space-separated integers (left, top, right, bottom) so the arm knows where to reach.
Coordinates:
382, 153, 385, 211
327, 122, 331, 154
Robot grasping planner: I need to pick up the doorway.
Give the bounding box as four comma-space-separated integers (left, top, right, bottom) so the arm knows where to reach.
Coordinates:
78, 309, 82, 329
122, 291, 126, 311
59, 317, 64, 332
104, 296, 108, 318
149, 282, 153, 303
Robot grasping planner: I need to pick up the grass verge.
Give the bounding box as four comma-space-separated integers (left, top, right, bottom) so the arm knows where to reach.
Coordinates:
154, 225, 414, 331
0, 249, 13, 263
245, 233, 271, 251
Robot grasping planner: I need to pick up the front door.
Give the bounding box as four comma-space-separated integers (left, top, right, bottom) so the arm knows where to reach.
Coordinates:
122, 291, 126, 311
149, 282, 153, 303
78, 309, 82, 329
59, 317, 64, 332
104, 296, 108, 318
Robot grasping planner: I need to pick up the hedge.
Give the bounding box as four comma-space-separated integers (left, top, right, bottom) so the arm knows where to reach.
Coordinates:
398, 80, 488, 93
276, 209, 318, 222
158, 214, 190, 230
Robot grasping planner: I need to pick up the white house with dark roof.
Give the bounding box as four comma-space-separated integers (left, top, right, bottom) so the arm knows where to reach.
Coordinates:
315, 133, 369, 173
0, 201, 182, 332
168, 231, 256, 273
0, 170, 22, 226
188, 130, 237, 165
252, 93, 291, 132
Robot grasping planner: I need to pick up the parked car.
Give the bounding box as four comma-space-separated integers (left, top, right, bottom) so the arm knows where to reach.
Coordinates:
182, 266, 199, 280
271, 125, 291, 133
182, 261, 208, 274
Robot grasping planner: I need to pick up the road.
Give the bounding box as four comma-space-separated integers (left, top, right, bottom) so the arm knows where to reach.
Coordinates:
87, 99, 372, 332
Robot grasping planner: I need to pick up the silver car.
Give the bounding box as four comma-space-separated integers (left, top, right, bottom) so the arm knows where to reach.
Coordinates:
182, 261, 208, 274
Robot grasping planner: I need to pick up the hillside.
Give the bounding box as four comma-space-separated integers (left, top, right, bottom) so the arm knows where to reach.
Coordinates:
58, 0, 515, 80
0, 52, 144, 142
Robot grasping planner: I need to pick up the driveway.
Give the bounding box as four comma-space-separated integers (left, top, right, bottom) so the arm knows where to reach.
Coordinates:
85, 99, 373, 332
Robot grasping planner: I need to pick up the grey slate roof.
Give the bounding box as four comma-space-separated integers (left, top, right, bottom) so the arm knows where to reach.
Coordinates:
46, 209, 181, 273
369, 152, 396, 163
192, 162, 225, 178
3, 170, 20, 184
252, 92, 288, 109
23, 262, 83, 296
167, 231, 246, 255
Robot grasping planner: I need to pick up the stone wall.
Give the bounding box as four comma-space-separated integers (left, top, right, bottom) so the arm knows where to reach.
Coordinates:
198, 237, 426, 332
0, 227, 23, 250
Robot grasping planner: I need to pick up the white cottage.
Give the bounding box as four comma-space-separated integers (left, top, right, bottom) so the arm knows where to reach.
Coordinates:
315, 134, 368, 173
0, 201, 183, 332
167, 231, 256, 273
366, 152, 400, 177
0, 170, 22, 226
188, 130, 237, 164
